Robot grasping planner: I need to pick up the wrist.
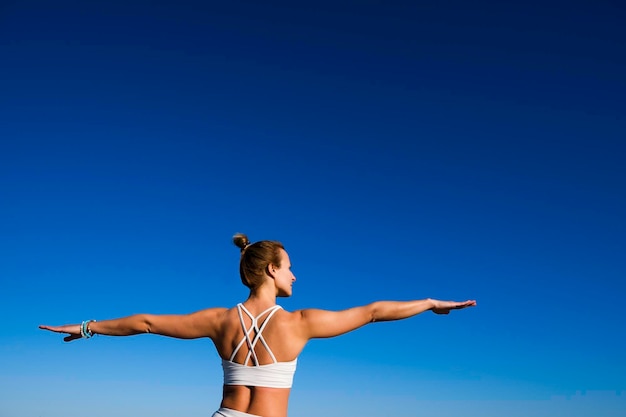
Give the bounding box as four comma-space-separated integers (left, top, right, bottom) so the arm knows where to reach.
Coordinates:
80, 320, 97, 338
87, 320, 96, 336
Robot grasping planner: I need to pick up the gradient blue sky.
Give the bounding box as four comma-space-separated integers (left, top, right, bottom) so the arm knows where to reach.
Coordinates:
1, 1, 625, 416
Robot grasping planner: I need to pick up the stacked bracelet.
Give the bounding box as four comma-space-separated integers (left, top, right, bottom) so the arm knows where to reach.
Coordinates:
80, 320, 96, 339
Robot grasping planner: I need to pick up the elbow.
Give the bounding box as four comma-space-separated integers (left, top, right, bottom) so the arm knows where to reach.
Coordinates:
136, 314, 152, 334
369, 302, 381, 323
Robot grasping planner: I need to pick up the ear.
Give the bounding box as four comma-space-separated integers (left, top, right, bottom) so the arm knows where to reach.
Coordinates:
266, 264, 277, 279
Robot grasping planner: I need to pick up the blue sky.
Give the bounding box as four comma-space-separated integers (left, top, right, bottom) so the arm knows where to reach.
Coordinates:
1, 1, 625, 416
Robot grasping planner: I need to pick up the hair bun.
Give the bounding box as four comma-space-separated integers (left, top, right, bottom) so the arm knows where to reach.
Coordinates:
233, 233, 250, 251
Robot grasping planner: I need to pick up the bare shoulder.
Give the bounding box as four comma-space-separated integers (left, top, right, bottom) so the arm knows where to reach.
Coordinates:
272, 307, 308, 332
200, 306, 232, 325
279, 306, 310, 320
287, 305, 374, 339
281, 307, 325, 336
194, 306, 230, 317
188, 307, 231, 334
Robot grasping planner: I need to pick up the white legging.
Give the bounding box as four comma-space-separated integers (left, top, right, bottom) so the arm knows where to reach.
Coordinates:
212, 407, 262, 417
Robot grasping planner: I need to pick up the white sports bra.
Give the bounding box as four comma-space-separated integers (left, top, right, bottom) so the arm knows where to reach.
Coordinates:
222, 303, 297, 389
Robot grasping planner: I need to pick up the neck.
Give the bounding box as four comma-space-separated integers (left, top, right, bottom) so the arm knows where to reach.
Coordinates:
246, 284, 278, 307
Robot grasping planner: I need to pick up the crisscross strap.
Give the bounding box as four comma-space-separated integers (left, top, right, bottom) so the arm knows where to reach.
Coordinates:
229, 303, 283, 366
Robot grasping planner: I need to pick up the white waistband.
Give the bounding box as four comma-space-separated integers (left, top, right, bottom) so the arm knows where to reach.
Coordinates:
212, 407, 261, 417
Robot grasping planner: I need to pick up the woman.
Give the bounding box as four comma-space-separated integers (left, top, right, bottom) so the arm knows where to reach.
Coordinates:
40, 233, 476, 417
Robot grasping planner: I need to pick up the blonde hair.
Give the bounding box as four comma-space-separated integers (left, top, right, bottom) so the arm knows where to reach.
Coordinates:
233, 233, 285, 290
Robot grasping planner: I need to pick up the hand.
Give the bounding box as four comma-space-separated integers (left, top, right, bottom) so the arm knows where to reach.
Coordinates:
39, 324, 83, 342
430, 299, 476, 315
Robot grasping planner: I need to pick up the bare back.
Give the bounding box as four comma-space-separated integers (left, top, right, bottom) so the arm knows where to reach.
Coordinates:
212, 303, 307, 417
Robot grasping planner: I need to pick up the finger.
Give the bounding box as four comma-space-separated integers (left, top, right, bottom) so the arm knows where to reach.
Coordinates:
39, 325, 62, 332
44, 326, 70, 334
455, 301, 475, 309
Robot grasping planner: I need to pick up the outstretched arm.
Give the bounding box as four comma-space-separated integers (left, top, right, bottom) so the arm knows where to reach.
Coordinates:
39, 308, 227, 342
298, 299, 476, 339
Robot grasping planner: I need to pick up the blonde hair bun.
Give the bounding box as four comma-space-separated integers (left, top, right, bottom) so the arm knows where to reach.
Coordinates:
233, 233, 250, 251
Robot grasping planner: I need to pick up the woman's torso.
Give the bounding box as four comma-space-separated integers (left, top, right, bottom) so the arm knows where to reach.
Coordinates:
212, 303, 307, 417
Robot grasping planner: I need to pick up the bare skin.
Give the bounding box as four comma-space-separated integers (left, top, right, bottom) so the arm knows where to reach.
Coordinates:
40, 249, 476, 417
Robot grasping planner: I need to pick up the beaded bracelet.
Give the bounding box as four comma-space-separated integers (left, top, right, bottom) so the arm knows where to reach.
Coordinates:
81, 320, 96, 339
